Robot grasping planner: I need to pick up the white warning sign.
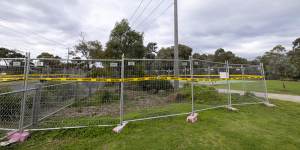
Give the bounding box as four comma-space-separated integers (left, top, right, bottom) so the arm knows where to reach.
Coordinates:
36, 61, 44, 67
110, 63, 118, 67
12, 62, 21, 67
219, 72, 229, 79
128, 62, 135, 66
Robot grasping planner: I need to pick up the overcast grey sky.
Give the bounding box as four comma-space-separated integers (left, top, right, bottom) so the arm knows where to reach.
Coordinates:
0, 0, 299, 59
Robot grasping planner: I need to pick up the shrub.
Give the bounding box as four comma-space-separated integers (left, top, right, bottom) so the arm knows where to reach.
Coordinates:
87, 68, 115, 78
138, 80, 174, 93
73, 89, 119, 107
100, 90, 119, 104
178, 85, 224, 104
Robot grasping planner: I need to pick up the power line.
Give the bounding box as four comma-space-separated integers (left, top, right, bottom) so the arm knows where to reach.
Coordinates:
139, 2, 174, 31
128, 0, 145, 22
0, 18, 69, 48
131, 0, 153, 26
0, 37, 40, 54
0, 24, 43, 45
134, 0, 166, 29
0, 43, 27, 54
0, 23, 69, 56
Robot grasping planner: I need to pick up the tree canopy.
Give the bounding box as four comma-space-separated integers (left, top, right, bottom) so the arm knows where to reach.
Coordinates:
288, 38, 300, 78
260, 45, 298, 80
157, 44, 192, 60
73, 33, 104, 59
105, 19, 145, 59
37, 52, 61, 66
212, 48, 248, 64
0, 48, 24, 58
144, 42, 158, 59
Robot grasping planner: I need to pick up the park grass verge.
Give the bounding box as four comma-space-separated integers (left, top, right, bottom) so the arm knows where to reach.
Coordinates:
2, 99, 300, 150
213, 80, 300, 96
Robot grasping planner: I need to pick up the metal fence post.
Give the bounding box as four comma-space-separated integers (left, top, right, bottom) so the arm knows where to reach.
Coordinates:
32, 83, 42, 126
226, 60, 232, 107
208, 64, 211, 84
88, 82, 92, 97
241, 64, 246, 95
120, 54, 125, 125
260, 63, 270, 104
189, 56, 194, 114
75, 82, 79, 101
19, 52, 30, 132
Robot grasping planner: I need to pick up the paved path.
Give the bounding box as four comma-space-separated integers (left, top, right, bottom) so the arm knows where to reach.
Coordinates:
218, 89, 300, 103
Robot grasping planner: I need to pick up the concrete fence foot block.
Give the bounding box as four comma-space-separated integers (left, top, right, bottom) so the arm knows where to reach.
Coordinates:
227, 106, 239, 111
0, 131, 30, 147
113, 121, 128, 133
264, 103, 276, 107
186, 113, 198, 123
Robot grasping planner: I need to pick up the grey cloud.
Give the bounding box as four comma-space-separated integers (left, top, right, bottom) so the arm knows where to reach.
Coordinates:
0, 0, 81, 35
0, 0, 299, 59
175, 0, 300, 58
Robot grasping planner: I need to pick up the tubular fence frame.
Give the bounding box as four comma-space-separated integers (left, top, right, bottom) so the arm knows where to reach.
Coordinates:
0, 53, 271, 135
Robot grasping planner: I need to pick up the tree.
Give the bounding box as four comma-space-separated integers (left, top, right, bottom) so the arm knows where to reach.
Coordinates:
213, 48, 247, 64
288, 37, 300, 78
157, 44, 192, 60
261, 45, 286, 68
0, 47, 25, 67
73, 33, 104, 59
249, 57, 261, 65
261, 45, 298, 88
0, 47, 24, 58
145, 42, 158, 59
267, 55, 298, 88
292, 37, 300, 50
37, 52, 56, 59
192, 53, 216, 61
37, 52, 61, 67
105, 19, 145, 59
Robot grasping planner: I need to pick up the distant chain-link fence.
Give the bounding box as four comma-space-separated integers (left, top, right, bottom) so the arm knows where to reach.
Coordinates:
0, 53, 270, 137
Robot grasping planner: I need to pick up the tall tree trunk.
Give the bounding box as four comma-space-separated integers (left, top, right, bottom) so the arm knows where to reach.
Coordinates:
282, 79, 286, 89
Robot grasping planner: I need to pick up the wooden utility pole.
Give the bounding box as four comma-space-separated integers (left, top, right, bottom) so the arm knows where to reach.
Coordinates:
174, 0, 179, 89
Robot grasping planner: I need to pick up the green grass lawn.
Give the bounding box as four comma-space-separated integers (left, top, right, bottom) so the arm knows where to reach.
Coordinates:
214, 80, 300, 96
265, 80, 300, 95
4, 100, 300, 150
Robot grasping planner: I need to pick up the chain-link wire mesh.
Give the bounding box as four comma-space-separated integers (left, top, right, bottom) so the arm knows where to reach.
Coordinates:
192, 60, 229, 111
25, 59, 121, 129
227, 63, 265, 106
0, 58, 26, 90
0, 56, 269, 134
243, 64, 268, 102
0, 58, 27, 137
0, 90, 23, 130
123, 59, 192, 122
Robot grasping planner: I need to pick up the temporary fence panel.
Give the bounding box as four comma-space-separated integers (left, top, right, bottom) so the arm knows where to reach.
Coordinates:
123, 59, 192, 122
0, 90, 24, 132
26, 59, 121, 129
0, 56, 269, 135
0, 58, 27, 137
227, 63, 265, 106
242, 63, 268, 103
192, 60, 229, 111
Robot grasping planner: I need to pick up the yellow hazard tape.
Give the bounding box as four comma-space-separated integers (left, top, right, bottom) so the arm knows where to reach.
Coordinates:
0, 75, 264, 83
0, 74, 82, 77
1, 74, 262, 77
